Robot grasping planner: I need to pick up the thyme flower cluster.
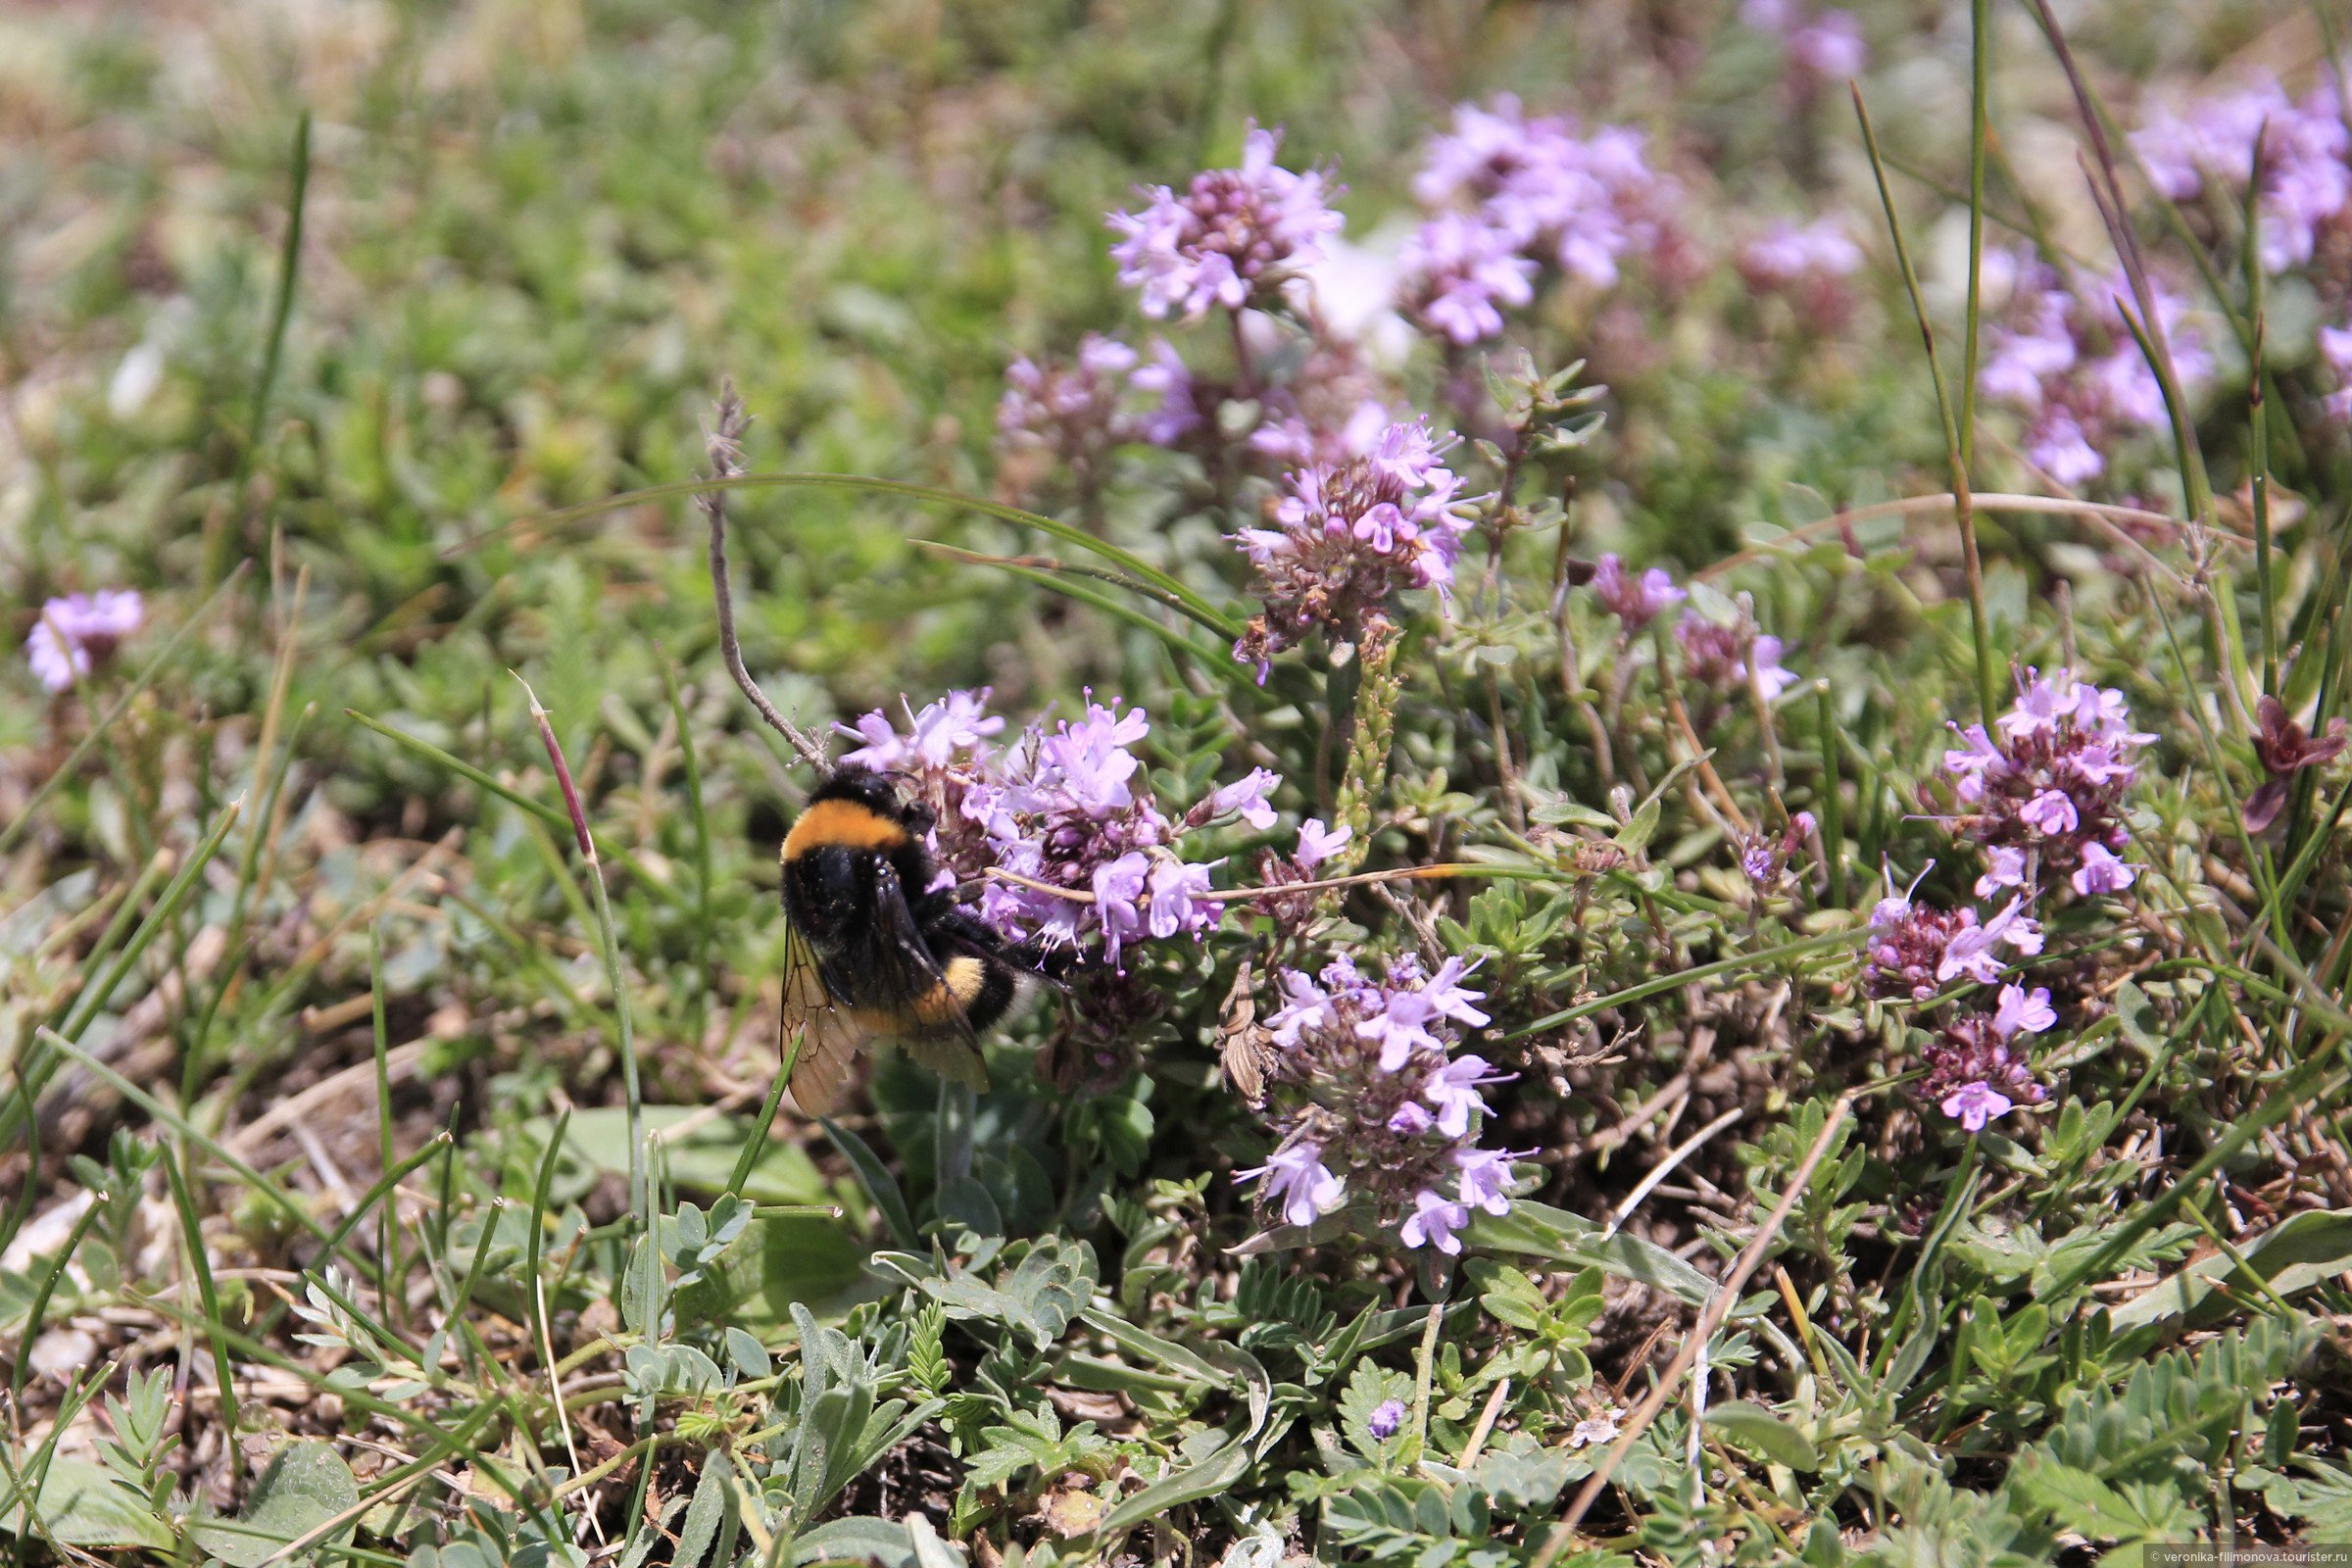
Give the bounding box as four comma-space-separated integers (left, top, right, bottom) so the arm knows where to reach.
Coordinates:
2131, 73, 2351, 421
1921, 984, 2055, 1132
1865, 671, 2156, 1133
1108, 124, 1344, 321
1864, 884, 2046, 1004
1737, 219, 1864, 332
1978, 250, 2210, 486
1942, 666, 2150, 899
995, 335, 1151, 487
1240, 954, 1524, 1255
1231, 416, 1471, 673
838, 690, 1277, 967
1866, 882, 2054, 1132
1410, 94, 1683, 304
2132, 75, 2348, 277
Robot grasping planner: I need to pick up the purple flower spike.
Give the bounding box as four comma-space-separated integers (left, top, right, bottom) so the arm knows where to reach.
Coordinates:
1108, 124, 1343, 321
1398, 211, 1537, 345
1367, 1397, 1407, 1440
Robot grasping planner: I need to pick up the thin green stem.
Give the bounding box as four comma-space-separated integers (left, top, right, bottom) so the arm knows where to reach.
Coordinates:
1852, 85, 2000, 727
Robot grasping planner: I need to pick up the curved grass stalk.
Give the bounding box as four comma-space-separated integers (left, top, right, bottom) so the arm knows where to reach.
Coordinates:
446, 470, 1241, 638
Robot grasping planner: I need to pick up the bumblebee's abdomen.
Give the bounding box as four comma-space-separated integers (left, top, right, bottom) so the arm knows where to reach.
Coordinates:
929, 954, 1016, 1032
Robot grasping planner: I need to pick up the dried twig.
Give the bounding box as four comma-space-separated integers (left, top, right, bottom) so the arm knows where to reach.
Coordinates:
1532, 1091, 1858, 1564
702, 381, 830, 770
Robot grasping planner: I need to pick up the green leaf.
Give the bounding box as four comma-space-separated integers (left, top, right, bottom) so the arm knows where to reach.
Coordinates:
822, 1116, 917, 1250
191, 1441, 360, 1566
2010, 1460, 2154, 1544
1466, 1201, 1720, 1307
672, 1450, 734, 1568
789, 1517, 926, 1567
534, 1107, 828, 1204
2107, 1208, 2352, 1330
724, 1327, 770, 1382
1704, 1403, 1821, 1472
1074, 1307, 1233, 1389
923, 1238, 1097, 1350
1337, 1361, 1415, 1462
0, 1456, 173, 1550
1094, 1431, 1252, 1538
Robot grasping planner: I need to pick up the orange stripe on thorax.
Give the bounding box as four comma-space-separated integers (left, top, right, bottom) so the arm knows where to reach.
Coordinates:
783, 798, 910, 860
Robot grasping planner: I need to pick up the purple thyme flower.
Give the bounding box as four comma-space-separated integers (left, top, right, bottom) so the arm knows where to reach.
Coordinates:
26, 590, 143, 693
1423, 1053, 1509, 1138
1237, 1140, 1346, 1228
1387, 1101, 1435, 1136
2132, 78, 2349, 273
1455, 1146, 1527, 1215
1920, 984, 2053, 1127
1738, 219, 1864, 331
1144, 857, 1217, 940
1941, 1081, 2014, 1133
1396, 211, 1537, 345
1245, 953, 1515, 1250
1739, 811, 1817, 892
1975, 846, 2028, 897
1411, 95, 1683, 293
1944, 667, 2153, 898
1787, 10, 1866, 80
1232, 417, 1470, 671
2323, 323, 2352, 424
1108, 123, 1344, 321
1092, 852, 1151, 967
1935, 897, 2046, 986
2019, 789, 2080, 836
2070, 842, 2136, 896
1979, 250, 2211, 487
1295, 817, 1352, 868
1589, 554, 1686, 632
1203, 767, 1283, 831
1678, 612, 1799, 704
1992, 982, 2056, 1038
839, 689, 1005, 772
1744, 0, 1868, 94
1129, 338, 1204, 447
1366, 1398, 1407, 1441
1398, 1189, 1471, 1254
996, 335, 1140, 492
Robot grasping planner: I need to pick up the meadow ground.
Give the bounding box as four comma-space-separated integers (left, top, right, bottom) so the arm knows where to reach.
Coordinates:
5, 1, 2352, 1563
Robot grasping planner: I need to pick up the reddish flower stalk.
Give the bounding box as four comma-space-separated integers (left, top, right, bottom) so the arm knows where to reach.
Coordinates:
515, 673, 594, 862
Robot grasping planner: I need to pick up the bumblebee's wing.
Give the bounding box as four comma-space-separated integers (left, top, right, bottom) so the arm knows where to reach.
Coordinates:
867, 861, 991, 1095
779, 909, 881, 1117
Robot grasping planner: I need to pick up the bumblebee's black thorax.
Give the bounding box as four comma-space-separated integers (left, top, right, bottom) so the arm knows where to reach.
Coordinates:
780, 766, 1030, 1036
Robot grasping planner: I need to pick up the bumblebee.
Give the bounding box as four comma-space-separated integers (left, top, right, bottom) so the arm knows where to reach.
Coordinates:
778, 765, 1053, 1113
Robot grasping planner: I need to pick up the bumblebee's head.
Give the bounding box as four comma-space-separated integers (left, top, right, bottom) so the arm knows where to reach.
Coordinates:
808, 765, 914, 823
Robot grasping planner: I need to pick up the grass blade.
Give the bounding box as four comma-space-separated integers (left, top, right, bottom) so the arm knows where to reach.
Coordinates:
446, 471, 1241, 638
1851, 85, 2000, 727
